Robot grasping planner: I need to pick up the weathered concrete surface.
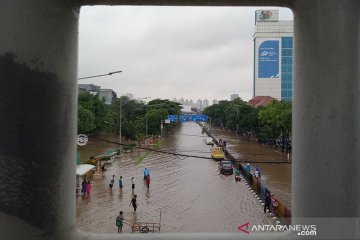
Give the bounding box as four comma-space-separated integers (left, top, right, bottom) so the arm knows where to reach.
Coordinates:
0, 0, 359, 239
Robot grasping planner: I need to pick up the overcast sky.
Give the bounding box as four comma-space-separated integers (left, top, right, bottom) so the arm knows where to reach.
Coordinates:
78, 6, 293, 103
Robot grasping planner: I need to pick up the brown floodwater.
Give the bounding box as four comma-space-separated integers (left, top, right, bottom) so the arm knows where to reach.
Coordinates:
76, 122, 288, 234
207, 126, 292, 209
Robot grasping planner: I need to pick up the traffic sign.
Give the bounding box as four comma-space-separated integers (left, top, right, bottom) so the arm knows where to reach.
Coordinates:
77, 134, 88, 146
180, 115, 190, 122
167, 115, 178, 123
191, 114, 208, 122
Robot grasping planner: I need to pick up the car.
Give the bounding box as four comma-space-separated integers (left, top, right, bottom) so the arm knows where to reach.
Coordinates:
211, 146, 225, 160
218, 160, 233, 175
205, 137, 213, 145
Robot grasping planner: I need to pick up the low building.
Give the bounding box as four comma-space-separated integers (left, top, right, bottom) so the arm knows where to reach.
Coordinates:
248, 96, 275, 108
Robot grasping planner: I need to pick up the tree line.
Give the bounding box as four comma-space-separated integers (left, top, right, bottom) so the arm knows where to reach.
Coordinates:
203, 98, 292, 141
78, 92, 182, 143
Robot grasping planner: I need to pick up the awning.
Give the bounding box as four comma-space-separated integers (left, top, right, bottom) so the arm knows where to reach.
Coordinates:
76, 164, 96, 176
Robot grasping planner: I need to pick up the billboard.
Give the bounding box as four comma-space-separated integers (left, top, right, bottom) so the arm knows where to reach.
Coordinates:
258, 40, 279, 78
255, 10, 279, 22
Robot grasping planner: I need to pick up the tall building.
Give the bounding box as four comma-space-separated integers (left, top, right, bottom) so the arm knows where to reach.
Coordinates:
197, 99, 203, 110
230, 94, 239, 101
212, 99, 218, 105
125, 93, 134, 100
99, 89, 117, 105
203, 99, 209, 109
253, 10, 293, 101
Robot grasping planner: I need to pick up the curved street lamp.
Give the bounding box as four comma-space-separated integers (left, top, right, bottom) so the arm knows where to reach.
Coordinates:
78, 70, 122, 80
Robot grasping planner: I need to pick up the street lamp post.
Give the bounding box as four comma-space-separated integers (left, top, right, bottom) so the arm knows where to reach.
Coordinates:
78, 70, 122, 80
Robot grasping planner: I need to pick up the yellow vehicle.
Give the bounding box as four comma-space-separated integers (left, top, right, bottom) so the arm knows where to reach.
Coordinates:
211, 146, 225, 160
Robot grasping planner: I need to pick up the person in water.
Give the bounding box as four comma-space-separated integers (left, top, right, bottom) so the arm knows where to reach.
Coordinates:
129, 194, 137, 212
109, 175, 115, 188
119, 176, 123, 190
143, 167, 150, 179
116, 211, 124, 234
245, 163, 251, 172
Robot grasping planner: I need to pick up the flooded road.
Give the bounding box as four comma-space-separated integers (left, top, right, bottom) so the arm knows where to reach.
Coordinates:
76, 122, 273, 234
207, 126, 292, 208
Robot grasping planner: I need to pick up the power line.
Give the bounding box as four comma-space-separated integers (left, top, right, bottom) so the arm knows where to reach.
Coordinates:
93, 137, 291, 163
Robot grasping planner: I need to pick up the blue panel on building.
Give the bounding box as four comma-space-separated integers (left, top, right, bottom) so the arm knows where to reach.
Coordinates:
258, 40, 279, 78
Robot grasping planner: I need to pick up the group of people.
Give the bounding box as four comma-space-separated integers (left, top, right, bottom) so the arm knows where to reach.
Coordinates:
113, 167, 152, 234
264, 193, 279, 215
80, 179, 91, 196
244, 163, 261, 179
218, 138, 227, 151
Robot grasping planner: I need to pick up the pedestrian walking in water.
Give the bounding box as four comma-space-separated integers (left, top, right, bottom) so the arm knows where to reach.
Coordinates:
81, 179, 87, 195
86, 181, 91, 196
254, 167, 261, 179
116, 211, 124, 234
129, 194, 137, 211
143, 167, 150, 180
145, 176, 150, 189
264, 193, 271, 213
109, 175, 115, 188
131, 177, 135, 190
271, 194, 279, 214
119, 176, 123, 190
245, 163, 251, 172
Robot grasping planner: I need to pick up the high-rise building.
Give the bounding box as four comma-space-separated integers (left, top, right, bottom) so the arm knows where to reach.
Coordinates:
230, 94, 239, 101
212, 99, 218, 105
197, 99, 203, 110
99, 89, 117, 105
253, 10, 293, 101
125, 93, 134, 100
203, 99, 209, 109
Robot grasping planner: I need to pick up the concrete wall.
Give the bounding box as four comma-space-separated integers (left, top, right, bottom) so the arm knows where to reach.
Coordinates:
0, 0, 359, 239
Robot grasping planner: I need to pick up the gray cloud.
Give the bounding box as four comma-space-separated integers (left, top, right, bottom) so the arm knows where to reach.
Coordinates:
78, 6, 293, 102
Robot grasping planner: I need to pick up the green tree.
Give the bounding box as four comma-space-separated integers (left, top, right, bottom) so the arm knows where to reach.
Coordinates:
258, 100, 292, 138
78, 105, 96, 133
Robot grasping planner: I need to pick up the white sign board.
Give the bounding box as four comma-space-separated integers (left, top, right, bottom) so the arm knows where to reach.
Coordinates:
77, 134, 88, 146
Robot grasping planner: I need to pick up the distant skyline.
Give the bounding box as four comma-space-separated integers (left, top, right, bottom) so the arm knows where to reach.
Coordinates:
78, 6, 293, 102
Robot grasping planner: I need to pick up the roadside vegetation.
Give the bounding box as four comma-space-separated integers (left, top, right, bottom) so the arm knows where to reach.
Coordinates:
203, 98, 292, 141
77, 92, 182, 143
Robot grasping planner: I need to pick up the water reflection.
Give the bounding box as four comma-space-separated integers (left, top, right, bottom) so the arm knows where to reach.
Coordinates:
76, 122, 279, 234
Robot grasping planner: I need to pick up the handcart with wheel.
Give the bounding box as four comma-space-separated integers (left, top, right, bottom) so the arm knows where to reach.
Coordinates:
123, 211, 161, 233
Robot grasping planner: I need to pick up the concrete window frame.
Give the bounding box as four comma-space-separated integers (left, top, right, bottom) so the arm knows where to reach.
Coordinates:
0, 0, 359, 240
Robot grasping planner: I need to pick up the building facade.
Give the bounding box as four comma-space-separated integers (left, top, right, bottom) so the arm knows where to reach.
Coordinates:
253, 10, 293, 101
230, 94, 239, 101
98, 89, 117, 105
78, 84, 100, 95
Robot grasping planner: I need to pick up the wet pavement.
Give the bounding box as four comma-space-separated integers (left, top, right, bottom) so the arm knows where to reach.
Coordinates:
76, 122, 275, 234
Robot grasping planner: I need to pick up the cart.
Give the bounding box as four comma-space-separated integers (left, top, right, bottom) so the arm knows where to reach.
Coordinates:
123, 211, 161, 233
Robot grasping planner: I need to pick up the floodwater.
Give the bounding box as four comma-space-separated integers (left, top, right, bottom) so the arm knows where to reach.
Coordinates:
76, 122, 283, 234
208, 126, 292, 208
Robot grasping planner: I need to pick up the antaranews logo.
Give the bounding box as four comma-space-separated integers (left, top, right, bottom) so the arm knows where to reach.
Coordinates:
238, 222, 317, 236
